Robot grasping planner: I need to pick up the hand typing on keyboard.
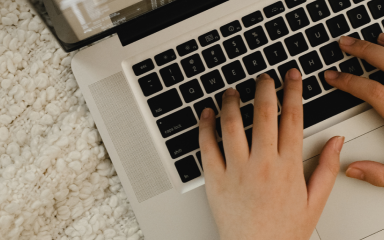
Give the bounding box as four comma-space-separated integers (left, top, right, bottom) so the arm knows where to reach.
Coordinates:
199, 69, 344, 240
325, 34, 384, 187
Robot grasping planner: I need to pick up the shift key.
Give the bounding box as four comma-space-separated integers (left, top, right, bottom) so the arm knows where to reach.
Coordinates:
147, 89, 183, 117
166, 127, 199, 159
157, 107, 197, 138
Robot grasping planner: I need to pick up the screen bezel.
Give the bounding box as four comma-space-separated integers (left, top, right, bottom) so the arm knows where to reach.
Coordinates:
29, 0, 227, 52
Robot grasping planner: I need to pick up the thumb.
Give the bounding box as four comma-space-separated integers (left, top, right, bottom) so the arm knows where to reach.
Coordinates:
307, 136, 344, 211
346, 161, 384, 187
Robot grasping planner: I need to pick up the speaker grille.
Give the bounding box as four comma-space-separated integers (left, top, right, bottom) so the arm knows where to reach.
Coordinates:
89, 72, 172, 203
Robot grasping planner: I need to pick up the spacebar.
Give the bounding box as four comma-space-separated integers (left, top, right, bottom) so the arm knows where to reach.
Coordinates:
303, 90, 364, 129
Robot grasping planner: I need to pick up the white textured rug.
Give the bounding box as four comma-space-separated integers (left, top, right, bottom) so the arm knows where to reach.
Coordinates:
0, 0, 143, 239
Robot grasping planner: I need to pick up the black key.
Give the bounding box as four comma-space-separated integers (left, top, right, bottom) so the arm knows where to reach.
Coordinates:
242, 11, 264, 28
155, 49, 177, 67
368, 0, 384, 19
299, 51, 323, 75
370, 71, 384, 85
306, 23, 330, 47
148, 89, 183, 117
223, 35, 248, 59
202, 44, 227, 68
221, 61, 247, 84
194, 98, 219, 118
346, 32, 361, 56
244, 26, 269, 50
265, 17, 290, 40
302, 76, 322, 100
361, 23, 383, 43
196, 151, 202, 170
340, 57, 364, 75
243, 51, 267, 75
201, 70, 225, 94
284, 32, 309, 56
221, 20, 242, 37
236, 79, 256, 103
133, 59, 154, 76
319, 67, 337, 90
198, 30, 221, 47
245, 128, 253, 148
241, 104, 255, 128
264, 1, 286, 18
362, 60, 376, 72
264, 42, 288, 66
285, 0, 306, 9
307, 0, 331, 22
347, 5, 371, 29
278, 60, 301, 80
303, 90, 364, 129
326, 14, 351, 38
157, 107, 197, 138
277, 89, 285, 105
181, 54, 205, 78
139, 72, 163, 97
286, 8, 310, 31
175, 155, 201, 183
215, 90, 226, 109
329, 0, 351, 13
160, 63, 185, 87
353, 0, 365, 3
264, 69, 283, 88
179, 79, 204, 103
320, 42, 344, 65
166, 127, 199, 159
177, 40, 199, 57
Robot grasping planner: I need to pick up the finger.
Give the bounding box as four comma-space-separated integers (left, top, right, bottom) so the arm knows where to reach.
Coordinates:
251, 73, 278, 158
325, 70, 384, 117
278, 68, 303, 158
339, 36, 384, 71
220, 88, 249, 167
307, 136, 344, 212
378, 33, 384, 46
199, 108, 225, 177
346, 161, 384, 187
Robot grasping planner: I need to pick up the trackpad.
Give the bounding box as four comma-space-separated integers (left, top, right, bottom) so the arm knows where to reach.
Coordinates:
307, 127, 384, 240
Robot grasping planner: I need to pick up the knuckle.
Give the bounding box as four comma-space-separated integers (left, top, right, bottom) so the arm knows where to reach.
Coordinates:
368, 82, 384, 101
340, 73, 354, 89
282, 105, 302, 122
325, 160, 340, 178
221, 116, 241, 135
255, 102, 276, 120
359, 41, 374, 58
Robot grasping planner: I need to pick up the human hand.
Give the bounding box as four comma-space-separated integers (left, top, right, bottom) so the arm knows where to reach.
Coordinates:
199, 69, 344, 240
325, 34, 384, 187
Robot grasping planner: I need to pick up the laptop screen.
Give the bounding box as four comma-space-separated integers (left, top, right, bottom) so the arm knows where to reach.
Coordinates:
30, 0, 225, 51
35, 0, 175, 42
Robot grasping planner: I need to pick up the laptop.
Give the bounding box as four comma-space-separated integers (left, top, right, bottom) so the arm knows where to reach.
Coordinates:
30, 0, 384, 239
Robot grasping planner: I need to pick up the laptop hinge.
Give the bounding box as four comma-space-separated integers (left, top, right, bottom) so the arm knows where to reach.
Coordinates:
116, 0, 227, 47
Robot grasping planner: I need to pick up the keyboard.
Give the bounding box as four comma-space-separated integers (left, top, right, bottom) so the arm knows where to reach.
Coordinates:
129, 0, 384, 186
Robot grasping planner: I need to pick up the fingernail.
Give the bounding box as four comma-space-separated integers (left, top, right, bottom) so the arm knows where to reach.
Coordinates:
289, 68, 301, 80
379, 33, 384, 43
201, 108, 211, 119
258, 73, 270, 80
225, 88, 236, 96
340, 36, 356, 46
346, 167, 365, 180
334, 136, 345, 153
325, 70, 340, 80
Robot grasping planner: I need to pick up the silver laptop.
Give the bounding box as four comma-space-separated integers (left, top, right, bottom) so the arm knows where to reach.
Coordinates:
31, 0, 384, 239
